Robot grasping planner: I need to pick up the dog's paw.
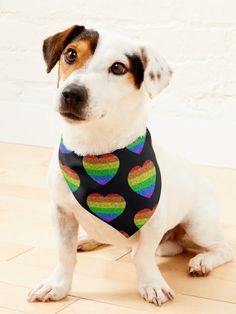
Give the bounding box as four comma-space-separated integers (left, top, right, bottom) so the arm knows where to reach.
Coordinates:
77, 237, 102, 251
138, 281, 175, 306
27, 280, 70, 302
188, 253, 212, 277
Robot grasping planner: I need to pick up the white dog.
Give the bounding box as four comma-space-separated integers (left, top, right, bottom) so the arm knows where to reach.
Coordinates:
28, 25, 233, 305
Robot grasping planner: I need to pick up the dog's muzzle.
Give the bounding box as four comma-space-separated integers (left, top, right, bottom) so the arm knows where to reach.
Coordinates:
59, 84, 88, 121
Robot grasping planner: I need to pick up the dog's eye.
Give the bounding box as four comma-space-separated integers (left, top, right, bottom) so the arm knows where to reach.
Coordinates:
109, 62, 128, 75
64, 48, 77, 64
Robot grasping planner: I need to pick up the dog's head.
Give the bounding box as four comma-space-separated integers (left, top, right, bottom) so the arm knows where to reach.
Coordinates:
43, 25, 172, 123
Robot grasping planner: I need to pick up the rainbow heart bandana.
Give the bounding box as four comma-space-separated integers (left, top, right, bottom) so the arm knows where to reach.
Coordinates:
59, 129, 161, 237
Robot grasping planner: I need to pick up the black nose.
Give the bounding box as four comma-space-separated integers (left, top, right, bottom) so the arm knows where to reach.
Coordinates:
61, 84, 88, 109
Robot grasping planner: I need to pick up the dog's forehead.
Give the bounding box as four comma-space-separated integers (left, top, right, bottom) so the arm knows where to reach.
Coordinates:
99, 31, 137, 53
59, 29, 143, 86
91, 30, 139, 63
99, 31, 137, 49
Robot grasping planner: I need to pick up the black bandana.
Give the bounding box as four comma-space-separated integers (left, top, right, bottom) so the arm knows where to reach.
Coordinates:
59, 129, 161, 238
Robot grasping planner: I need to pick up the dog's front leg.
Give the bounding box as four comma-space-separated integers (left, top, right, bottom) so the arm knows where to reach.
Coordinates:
28, 202, 78, 302
132, 219, 175, 306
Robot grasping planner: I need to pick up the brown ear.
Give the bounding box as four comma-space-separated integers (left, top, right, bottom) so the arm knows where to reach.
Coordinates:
43, 25, 85, 73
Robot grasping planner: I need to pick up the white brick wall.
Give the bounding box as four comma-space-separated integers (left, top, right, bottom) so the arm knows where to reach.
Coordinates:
0, 0, 236, 167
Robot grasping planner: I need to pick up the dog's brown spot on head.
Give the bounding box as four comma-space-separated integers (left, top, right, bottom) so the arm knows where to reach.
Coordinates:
126, 54, 144, 89
43, 25, 99, 77
43, 25, 85, 73
149, 71, 155, 80
59, 33, 98, 81
76, 29, 99, 54
157, 72, 161, 80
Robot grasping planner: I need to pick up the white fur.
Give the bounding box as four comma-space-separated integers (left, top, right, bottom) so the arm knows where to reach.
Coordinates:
28, 29, 233, 305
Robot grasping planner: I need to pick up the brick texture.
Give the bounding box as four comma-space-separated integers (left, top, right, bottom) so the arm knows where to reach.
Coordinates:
0, 0, 235, 166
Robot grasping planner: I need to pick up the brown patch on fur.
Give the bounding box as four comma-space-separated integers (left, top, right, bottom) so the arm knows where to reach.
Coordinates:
126, 65, 137, 87
43, 25, 85, 73
43, 25, 99, 75
149, 71, 155, 80
126, 72, 140, 89
59, 39, 94, 81
126, 54, 144, 89
157, 72, 161, 80
127, 72, 135, 86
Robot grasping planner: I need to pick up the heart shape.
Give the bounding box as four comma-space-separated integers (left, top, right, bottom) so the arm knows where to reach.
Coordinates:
134, 206, 157, 229
83, 154, 119, 185
119, 230, 129, 238
59, 137, 72, 154
128, 160, 156, 198
60, 162, 80, 192
87, 193, 126, 222
126, 133, 146, 154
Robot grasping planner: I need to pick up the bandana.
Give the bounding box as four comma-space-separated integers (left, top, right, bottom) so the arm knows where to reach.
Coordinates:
59, 129, 161, 238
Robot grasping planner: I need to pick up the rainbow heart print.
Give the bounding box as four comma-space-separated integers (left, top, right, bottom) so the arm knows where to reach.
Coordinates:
58, 128, 161, 237
118, 230, 129, 238
134, 206, 157, 229
60, 162, 80, 192
59, 137, 72, 154
126, 133, 146, 154
83, 154, 119, 185
128, 160, 156, 198
87, 193, 126, 222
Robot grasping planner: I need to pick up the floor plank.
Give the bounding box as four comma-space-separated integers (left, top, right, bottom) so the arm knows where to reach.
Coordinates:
0, 142, 236, 313
9, 245, 236, 285
0, 282, 77, 314
0, 142, 51, 189
1, 253, 235, 309
58, 296, 236, 314
0, 243, 33, 262
58, 299, 152, 314
197, 166, 236, 227
0, 308, 27, 314
119, 249, 236, 280
9, 246, 130, 269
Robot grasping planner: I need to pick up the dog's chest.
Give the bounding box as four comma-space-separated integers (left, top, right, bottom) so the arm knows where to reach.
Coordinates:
59, 129, 161, 238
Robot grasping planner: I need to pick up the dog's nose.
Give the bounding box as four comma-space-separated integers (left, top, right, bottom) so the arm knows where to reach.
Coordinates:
61, 84, 88, 108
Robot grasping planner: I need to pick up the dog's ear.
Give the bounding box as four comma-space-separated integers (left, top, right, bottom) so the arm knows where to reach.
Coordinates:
140, 45, 173, 99
43, 25, 85, 73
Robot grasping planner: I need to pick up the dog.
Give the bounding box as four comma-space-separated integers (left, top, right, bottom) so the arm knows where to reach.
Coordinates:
28, 25, 233, 305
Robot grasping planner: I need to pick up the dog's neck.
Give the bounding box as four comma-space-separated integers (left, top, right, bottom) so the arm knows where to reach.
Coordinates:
61, 101, 148, 156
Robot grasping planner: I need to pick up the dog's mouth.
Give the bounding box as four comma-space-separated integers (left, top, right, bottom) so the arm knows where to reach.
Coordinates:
59, 111, 86, 122
59, 109, 107, 122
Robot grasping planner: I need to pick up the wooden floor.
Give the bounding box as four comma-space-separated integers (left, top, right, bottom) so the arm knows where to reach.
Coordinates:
0, 142, 235, 314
